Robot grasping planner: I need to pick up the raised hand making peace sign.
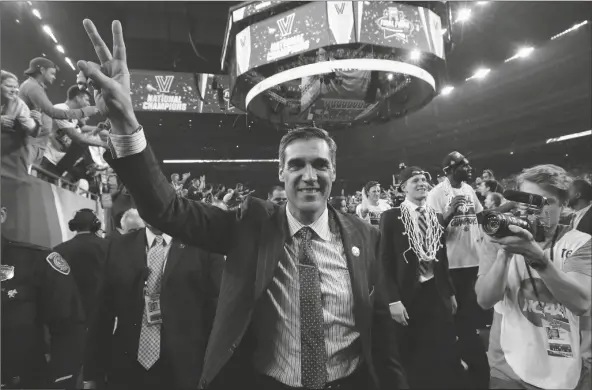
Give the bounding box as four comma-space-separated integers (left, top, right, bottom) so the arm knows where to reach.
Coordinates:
78, 19, 139, 135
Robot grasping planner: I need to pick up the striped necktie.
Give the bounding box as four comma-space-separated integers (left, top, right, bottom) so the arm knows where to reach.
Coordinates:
137, 235, 165, 370
298, 227, 327, 389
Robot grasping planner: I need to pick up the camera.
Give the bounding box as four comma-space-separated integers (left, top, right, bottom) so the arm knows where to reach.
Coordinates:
481, 190, 548, 242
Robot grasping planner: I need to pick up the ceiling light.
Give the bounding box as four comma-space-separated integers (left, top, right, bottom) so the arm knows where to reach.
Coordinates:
477, 1, 489, 5
16, 19, 20, 24
441, 86, 454, 95
32, 8, 42, 19
42, 53, 46, 57
236, 145, 239, 148
56, 45, 65, 53
517, 46, 534, 58
27, 1, 33, 5
163, 159, 280, 164
387, 73, 394, 81
441, 28, 447, 35
550, 20, 588, 40
546, 129, 591, 144
409, 50, 421, 61
456, 8, 471, 23
42, 25, 58, 43
510, 151, 514, 155
64, 57, 76, 71
467, 68, 490, 81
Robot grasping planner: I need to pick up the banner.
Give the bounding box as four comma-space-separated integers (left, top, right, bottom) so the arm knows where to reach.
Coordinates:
130, 70, 201, 112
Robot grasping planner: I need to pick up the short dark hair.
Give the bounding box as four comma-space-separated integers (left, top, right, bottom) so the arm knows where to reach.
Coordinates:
488, 192, 503, 208
67, 85, 91, 101
364, 181, 380, 195
484, 180, 503, 194
278, 127, 337, 169
572, 179, 592, 201
268, 185, 284, 198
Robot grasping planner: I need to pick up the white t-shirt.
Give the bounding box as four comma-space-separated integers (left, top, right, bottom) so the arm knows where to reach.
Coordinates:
427, 181, 484, 268
491, 227, 591, 389
44, 103, 78, 165
356, 199, 391, 225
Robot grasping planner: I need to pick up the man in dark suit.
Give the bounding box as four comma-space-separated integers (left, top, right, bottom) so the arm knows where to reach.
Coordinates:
568, 179, 592, 235
53, 208, 108, 323
78, 18, 407, 390
83, 223, 224, 390
379, 167, 462, 388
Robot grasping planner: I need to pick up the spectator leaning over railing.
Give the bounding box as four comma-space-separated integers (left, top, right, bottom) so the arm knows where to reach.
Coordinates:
18, 57, 100, 171
1, 70, 43, 178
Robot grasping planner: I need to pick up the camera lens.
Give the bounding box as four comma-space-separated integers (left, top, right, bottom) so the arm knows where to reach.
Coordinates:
482, 211, 531, 238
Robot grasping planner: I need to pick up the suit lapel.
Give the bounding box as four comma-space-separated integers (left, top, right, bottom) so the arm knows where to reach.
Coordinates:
162, 240, 183, 289
332, 208, 370, 334
132, 229, 148, 272
254, 204, 289, 301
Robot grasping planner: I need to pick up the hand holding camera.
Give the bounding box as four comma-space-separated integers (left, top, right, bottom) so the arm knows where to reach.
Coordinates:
490, 224, 547, 269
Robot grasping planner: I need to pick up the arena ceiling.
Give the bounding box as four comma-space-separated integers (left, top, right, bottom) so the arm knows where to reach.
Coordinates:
2, 1, 590, 194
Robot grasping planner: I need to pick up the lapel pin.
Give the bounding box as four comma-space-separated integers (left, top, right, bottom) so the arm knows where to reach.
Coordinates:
352, 246, 360, 257
179, 243, 186, 249
8, 289, 18, 298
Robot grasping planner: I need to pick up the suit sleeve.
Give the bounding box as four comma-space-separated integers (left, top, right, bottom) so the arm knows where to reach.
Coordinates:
378, 210, 402, 303
40, 254, 86, 388
372, 230, 409, 389
106, 146, 237, 255
84, 241, 117, 384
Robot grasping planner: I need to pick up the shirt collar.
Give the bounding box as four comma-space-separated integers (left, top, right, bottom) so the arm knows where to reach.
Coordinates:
145, 227, 172, 248
403, 199, 426, 211
28, 76, 46, 90
286, 205, 331, 241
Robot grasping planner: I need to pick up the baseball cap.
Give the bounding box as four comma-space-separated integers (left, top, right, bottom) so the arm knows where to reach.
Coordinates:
400, 166, 431, 186
442, 151, 469, 172
24, 57, 59, 76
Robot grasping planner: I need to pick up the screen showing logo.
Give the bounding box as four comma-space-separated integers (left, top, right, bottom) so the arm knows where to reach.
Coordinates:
334, 2, 346, 15
155, 75, 174, 93
277, 13, 295, 37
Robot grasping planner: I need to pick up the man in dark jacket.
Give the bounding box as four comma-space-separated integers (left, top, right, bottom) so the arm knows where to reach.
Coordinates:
1, 206, 85, 389
53, 208, 109, 323
379, 167, 462, 388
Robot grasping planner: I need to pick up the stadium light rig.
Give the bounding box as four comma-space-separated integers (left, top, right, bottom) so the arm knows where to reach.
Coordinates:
56, 45, 65, 54
409, 50, 421, 61
441, 86, 454, 96
456, 8, 472, 23
546, 130, 592, 144
505, 46, 534, 63
550, 20, 589, 40
42, 25, 58, 43
32, 8, 42, 19
64, 57, 76, 71
466, 68, 490, 81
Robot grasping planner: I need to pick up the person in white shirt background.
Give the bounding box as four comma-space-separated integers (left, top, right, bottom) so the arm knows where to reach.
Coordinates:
476, 164, 591, 390
356, 180, 391, 226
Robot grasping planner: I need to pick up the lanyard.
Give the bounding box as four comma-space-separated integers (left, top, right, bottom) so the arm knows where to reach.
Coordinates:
525, 228, 559, 310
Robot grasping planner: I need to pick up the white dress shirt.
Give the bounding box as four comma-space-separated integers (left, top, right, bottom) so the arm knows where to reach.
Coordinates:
252, 206, 361, 387
145, 228, 173, 269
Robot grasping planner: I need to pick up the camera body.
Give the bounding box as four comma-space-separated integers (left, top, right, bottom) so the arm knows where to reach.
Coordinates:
482, 190, 548, 242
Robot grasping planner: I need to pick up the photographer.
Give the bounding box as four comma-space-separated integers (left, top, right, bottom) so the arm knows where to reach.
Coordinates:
476, 164, 591, 389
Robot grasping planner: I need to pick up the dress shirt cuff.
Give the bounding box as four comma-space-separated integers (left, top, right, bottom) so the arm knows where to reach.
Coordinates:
108, 127, 146, 159
389, 301, 403, 307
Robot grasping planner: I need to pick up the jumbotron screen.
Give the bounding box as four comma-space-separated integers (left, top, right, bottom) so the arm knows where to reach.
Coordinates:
130, 70, 201, 112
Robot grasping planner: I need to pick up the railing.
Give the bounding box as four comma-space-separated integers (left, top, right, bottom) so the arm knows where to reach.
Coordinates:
30, 164, 100, 201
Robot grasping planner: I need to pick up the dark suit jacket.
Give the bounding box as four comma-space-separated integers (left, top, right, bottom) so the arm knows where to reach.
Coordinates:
575, 206, 592, 236
378, 207, 455, 308
53, 233, 109, 323
84, 228, 224, 390
107, 148, 408, 390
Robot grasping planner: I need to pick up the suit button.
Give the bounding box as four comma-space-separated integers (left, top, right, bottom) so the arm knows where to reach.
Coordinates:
124, 351, 129, 355
200, 379, 207, 388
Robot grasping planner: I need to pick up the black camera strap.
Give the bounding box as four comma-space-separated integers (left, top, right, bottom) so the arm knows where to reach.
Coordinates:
525, 228, 559, 310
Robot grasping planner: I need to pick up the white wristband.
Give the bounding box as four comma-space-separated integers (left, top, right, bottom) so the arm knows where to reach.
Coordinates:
108, 127, 147, 158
